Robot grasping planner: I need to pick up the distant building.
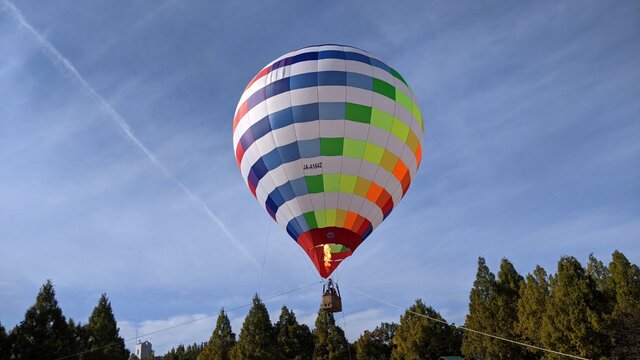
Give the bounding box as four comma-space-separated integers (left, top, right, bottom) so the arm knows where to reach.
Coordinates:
135, 340, 153, 359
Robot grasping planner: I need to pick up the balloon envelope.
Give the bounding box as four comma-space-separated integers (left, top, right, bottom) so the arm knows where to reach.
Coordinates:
233, 45, 424, 277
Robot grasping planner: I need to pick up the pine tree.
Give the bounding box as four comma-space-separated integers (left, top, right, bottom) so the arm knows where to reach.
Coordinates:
489, 258, 526, 358
541, 256, 608, 359
85, 294, 129, 360
606, 250, 640, 359
354, 322, 396, 360
232, 295, 277, 360
391, 299, 460, 359
516, 265, 549, 358
199, 309, 236, 360
0, 322, 9, 357
312, 309, 349, 360
10, 280, 78, 359
461, 257, 496, 359
274, 306, 313, 360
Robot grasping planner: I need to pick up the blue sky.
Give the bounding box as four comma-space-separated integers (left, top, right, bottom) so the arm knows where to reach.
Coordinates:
1, 0, 639, 354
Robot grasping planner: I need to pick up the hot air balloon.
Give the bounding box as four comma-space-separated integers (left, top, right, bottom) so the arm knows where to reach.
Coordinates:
232, 45, 424, 284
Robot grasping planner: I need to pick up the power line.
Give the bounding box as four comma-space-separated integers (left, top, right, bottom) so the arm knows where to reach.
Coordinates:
53, 281, 322, 360
342, 283, 590, 360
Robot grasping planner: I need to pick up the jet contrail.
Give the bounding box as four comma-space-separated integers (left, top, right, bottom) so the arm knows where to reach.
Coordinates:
1, 0, 260, 267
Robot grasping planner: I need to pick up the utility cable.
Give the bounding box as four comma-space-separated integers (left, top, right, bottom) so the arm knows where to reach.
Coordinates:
53, 280, 322, 360
342, 283, 589, 360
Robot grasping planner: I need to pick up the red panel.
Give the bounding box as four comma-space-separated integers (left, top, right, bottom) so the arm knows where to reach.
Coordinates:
296, 227, 363, 278
235, 142, 245, 168
232, 101, 249, 132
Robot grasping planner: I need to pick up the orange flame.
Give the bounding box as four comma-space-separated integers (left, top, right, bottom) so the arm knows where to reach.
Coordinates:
323, 244, 332, 270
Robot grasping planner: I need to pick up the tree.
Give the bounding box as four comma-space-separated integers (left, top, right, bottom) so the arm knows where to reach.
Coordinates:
232, 295, 277, 360
312, 309, 349, 360
516, 265, 549, 358
166, 343, 204, 360
10, 280, 78, 359
605, 250, 640, 359
0, 322, 9, 357
489, 258, 526, 359
85, 294, 129, 360
461, 257, 496, 359
391, 299, 460, 359
274, 306, 313, 360
199, 309, 236, 360
354, 322, 396, 360
541, 256, 608, 359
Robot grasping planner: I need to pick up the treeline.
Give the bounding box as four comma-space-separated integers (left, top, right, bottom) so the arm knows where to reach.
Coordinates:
0, 280, 128, 359
1, 250, 638, 360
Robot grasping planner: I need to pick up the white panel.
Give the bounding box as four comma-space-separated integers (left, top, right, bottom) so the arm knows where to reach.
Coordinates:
318, 45, 345, 52
289, 88, 319, 106
233, 117, 251, 150
269, 126, 295, 145
283, 159, 305, 182
366, 127, 390, 148
346, 88, 374, 106
337, 191, 352, 210
238, 73, 268, 105
322, 156, 342, 173
340, 157, 362, 176
345, 60, 372, 76
318, 86, 347, 102
265, 92, 293, 114
290, 60, 319, 76
310, 193, 325, 211
358, 160, 377, 181
302, 156, 323, 177
373, 170, 392, 189
372, 93, 396, 114
294, 121, 320, 141
371, 67, 396, 86
343, 121, 369, 141
324, 192, 339, 209
386, 136, 405, 159
319, 120, 346, 138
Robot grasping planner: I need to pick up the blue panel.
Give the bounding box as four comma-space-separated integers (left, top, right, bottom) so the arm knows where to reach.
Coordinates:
369, 58, 391, 74
252, 158, 268, 180
292, 103, 319, 123
269, 189, 285, 207
266, 78, 290, 98
265, 197, 278, 220
286, 221, 301, 239
290, 177, 309, 196
279, 182, 296, 203
289, 72, 318, 90
248, 87, 266, 109
347, 72, 373, 91
250, 116, 271, 140
239, 129, 254, 150
248, 169, 259, 189
319, 50, 346, 60
278, 142, 301, 163
261, 148, 281, 171
318, 71, 347, 86
319, 102, 345, 120
269, 107, 294, 130
298, 138, 321, 158
345, 51, 371, 64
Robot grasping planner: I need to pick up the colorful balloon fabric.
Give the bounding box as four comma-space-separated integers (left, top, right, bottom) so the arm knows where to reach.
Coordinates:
233, 45, 424, 278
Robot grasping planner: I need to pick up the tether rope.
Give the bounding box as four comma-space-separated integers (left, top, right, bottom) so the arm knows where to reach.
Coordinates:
342, 283, 589, 360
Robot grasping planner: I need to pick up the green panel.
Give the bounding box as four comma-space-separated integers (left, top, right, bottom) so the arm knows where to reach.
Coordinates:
390, 67, 408, 87
320, 138, 344, 156
305, 175, 324, 193
315, 209, 327, 228
339, 174, 357, 193
304, 212, 318, 229
413, 102, 424, 131
391, 118, 410, 142
363, 142, 384, 164
396, 89, 413, 113
325, 209, 337, 227
345, 103, 371, 124
373, 79, 396, 100
370, 108, 393, 132
323, 173, 341, 192
343, 138, 366, 158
